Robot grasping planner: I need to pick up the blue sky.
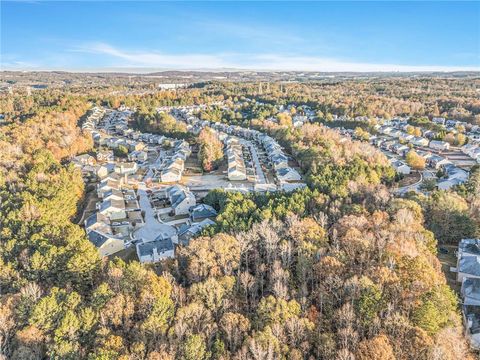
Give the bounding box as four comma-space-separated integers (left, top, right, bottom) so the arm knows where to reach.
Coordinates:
1, 1, 479, 72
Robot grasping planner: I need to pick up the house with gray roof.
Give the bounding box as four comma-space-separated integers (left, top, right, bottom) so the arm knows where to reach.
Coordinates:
178, 218, 216, 246
166, 185, 196, 215
458, 256, 480, 283
463, 307, 480, 350
462, 278, 480, 306
98, 198, 126, 221
136, 234, 175, 263
190, 204, 217, 222
277, 167, 302, 182
87, 230, 125, 257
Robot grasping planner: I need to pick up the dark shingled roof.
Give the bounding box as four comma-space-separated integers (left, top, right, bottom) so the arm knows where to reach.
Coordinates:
88, 230, 110, 248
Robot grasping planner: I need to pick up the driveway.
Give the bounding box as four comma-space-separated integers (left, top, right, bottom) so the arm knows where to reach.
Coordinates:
133, 185, 176, 242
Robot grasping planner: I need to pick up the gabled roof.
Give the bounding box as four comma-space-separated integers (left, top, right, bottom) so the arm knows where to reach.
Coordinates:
459, 239, 480, 256
137, 236, 174, 257
459, 256, 480, 276
178, 219, 215, 239
99, 198, 125, 212
391, 160, 409, 169
88, 230, 120, 248
190, 204, 217, 221
85, 212, 102, 230
462, 278, 480, 306
271, 153, 288, 162
103, 188, 124, 200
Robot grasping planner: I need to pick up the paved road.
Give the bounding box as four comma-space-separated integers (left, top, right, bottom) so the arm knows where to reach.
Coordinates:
133, 185, 176, 242
245, 141, 267, 184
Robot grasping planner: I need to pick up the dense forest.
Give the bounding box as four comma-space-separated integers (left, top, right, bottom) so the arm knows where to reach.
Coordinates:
0, 85, 479, 359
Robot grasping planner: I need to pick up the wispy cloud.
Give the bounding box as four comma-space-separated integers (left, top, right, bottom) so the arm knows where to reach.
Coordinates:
71, 42, 231, 69
66, 42, 480, 72
5, 42, 479, 72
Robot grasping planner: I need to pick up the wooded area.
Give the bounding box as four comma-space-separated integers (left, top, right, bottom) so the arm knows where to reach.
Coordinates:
0, 83, 479, 359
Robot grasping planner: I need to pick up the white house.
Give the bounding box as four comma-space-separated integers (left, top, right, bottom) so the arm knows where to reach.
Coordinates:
136, 234, 175, 263
228, 164, 247, 181
410, 137, 430, 147
167, 185, 196, 216
72, 154, 96, 166
432, 117, 446, 125
160, 167, 182, 183
457, 239, 480, 283
429, 140, 450, 151
97, 150, 114, 163
97, 179, 121, 198
87, 230, 125, 257
391, 160, 411, 175
280, 182, 307, 192
114, 162, 138, 175
98, 199, 126, 221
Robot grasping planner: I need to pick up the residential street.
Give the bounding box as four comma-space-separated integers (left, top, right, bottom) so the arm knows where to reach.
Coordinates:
133, 185, 176, 242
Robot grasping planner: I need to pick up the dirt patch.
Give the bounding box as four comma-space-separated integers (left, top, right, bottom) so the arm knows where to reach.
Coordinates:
397, 172, 421, 187
437, 244, 460, 294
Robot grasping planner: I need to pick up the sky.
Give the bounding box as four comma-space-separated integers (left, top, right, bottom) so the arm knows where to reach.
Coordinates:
1, 1, 479, 72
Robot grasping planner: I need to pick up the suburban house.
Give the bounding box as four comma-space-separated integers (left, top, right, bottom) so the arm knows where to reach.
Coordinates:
225, 136, 247, 181
228, 164, 247, 181
390, 160, 411, 175
97, 150, 114, 163
84, 212, 110, 234
271, 153, 289, 170
277, 167, 302, 182
161, 167, 182, 183
462, 278, 480, 306
72, 154, 96, 166
97, 179, 122, 198
410, 137, 430, 147
457, 239, 480, 282
87, 230, 125, 257
280, 182, 307, 192
97, 199, 127, 221
428, 155, 452, 169
178, 218, 216, 246
190, 204, 218, 222
128, 150, 148, 162
390, 143, 410, 156
432, 117, 446, 125
166, 185, 196, 216
136, 234, 175, 263
429, 140, 450, 151
437, 177, 466, 190
456, 239, 480, 350
114, 162, 138, 175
